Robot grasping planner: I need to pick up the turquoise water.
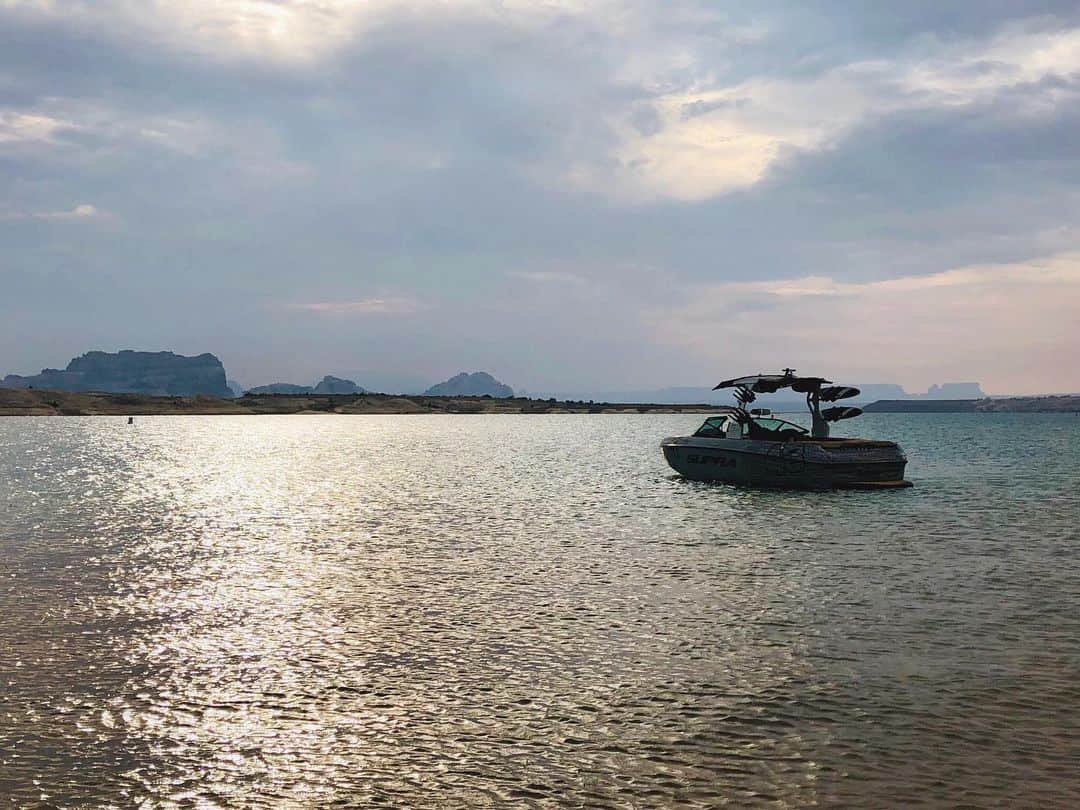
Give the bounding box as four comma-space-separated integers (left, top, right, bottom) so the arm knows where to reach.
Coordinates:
1, 414, 1078, 807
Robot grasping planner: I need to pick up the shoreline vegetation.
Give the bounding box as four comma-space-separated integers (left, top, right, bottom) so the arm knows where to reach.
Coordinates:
1, 388, 1077, 416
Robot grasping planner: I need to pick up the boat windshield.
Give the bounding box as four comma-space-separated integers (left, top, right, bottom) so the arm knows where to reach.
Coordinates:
692, 414, 809, 440
693, 416, 731, 438
751, 417, 808, 434
691, 419, 725, 438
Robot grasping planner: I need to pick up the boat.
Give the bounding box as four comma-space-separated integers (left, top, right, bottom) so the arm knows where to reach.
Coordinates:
661, 369, 912, 490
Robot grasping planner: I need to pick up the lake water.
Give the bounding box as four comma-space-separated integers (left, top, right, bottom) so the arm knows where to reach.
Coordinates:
1, 413, 1078, 807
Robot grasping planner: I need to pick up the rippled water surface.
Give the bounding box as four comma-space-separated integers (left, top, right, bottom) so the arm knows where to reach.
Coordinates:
1, 413, 1078, 807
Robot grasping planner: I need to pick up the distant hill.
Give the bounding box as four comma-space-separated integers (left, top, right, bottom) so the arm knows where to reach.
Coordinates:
2, 350, 229, 397
925, 382, 986, 399
425, 372, 514, 398
313, 376, 364, 394
245, 376, 365, 396
851, 384, 910, 401
246, 383, 315, 395
538, 380, 987, 405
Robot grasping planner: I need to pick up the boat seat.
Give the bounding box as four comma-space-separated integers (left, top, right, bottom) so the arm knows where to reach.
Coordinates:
746, 422, 783, 441
743, 421, 803, 442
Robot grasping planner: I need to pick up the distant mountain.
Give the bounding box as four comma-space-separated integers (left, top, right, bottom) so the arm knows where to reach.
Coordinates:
424, 372, 514, 398
850, 384, 909, 401
850, 382, 987, 400
925, 382, 986, 399
226, 379, 245, 398
312, 376, 364, 394
1, 350, 229, 397
246, 375, 365, 396
245, 383, 315, 395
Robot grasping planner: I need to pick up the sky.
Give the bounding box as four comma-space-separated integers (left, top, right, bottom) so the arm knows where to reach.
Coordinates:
2, 0, 1078, 395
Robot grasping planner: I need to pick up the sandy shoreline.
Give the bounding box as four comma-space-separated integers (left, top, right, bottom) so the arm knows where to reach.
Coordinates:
0, 388, 728, 416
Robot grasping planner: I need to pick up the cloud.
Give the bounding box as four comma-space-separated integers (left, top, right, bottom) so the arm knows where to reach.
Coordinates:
607, 23, 1080, 201
290, 297, 424, 315
0, 0, 608, 70
648, 252, 1080, 393
0, 110, 70, 144
508, 270, 588, 285
0, 203, 108, 221
39, 203, 101, 220
5, 3, 1076, 205
0, 0, 366, 64
680, 97, 752, 120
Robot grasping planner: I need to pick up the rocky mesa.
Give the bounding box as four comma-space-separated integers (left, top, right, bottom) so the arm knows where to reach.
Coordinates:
2, 350, 230, 397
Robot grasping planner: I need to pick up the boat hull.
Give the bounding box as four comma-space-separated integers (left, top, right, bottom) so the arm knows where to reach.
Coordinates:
661, 436, 910, 490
